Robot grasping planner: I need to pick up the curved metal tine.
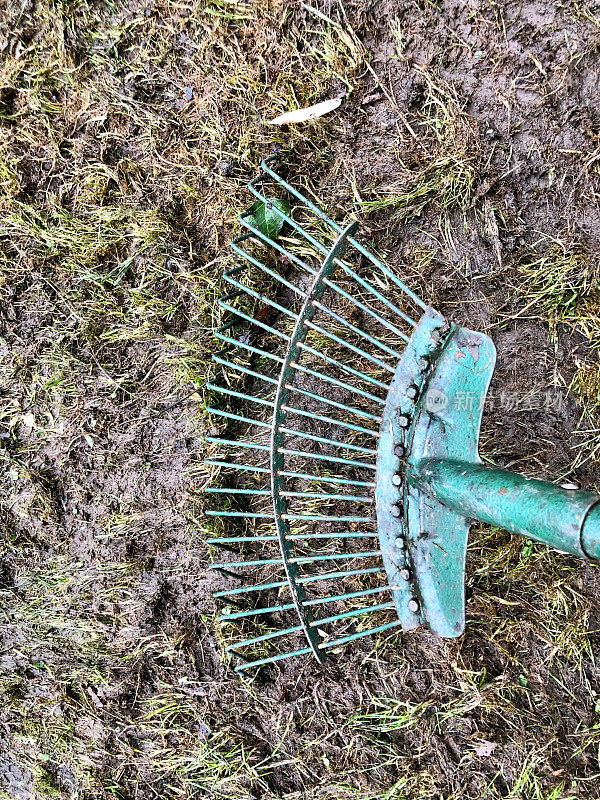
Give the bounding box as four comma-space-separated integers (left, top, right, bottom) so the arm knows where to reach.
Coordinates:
206, 407, 271, 428
319, 620, 402, 651
296, 342, 388, 391
279, 489, 373, 502
218, 300, 289, 342
277, 447, 376, 471
321, 276, 412, 339
312, 300, 404, 360
206, 384, 275, 408
241, 182, 416, 338
205, 438, 270, 451
222, 273, 298, 321
302, 586, 389, 606
226, 625, 303, 651
284, 384, 382, 424
233, 647, 313, 672
277, 470, 374, 488
296, 565, 383, 584
310, 601, 396, 627
286, 531, 377, 540
214, 580, 288, 599
281, 404, 379, 438
212, 356, 279, 385
238, 216, 317, 277
289, 361, 386, 406
259, 155, 427, 312
206, 511, 275, 519
305, 320, 395, 374
220, 602, 294, 620
215, 331, 284, 364
329, 262, 418, 328
210, 556, 282, 568
289, 549, 380, 562
231, 238, 307, 298
205, 460, 270, 474
276, 426, 377, 456
207, 534, 277, 544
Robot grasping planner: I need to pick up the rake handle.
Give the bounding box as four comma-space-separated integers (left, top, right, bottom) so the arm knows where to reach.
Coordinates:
412, 459, 600, 561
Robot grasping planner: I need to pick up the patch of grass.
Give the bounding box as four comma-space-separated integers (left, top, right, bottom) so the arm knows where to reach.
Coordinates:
505, 756, 577, 800
356, 66, 477, 221
357, 156, 475, 219
301, 3, 367, 93
569, 360, 600, 470
516, 236, 600, 343
119, 685, 257, 798
0, 559, 137, 795
1, 201, 167, 271
350, 697, 430, 734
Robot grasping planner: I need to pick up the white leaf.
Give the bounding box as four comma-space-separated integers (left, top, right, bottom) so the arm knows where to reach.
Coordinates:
475, 741, 498, 757
22, 412, 35, 430
267, 98, 342, 126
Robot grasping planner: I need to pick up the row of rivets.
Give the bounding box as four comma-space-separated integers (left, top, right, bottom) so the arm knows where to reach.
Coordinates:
393, 430, 417, 609
396, 325, 444, 616
388, 350, 436, 618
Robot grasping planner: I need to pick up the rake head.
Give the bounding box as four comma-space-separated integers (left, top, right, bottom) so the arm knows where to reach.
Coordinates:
205, 156, 600, 674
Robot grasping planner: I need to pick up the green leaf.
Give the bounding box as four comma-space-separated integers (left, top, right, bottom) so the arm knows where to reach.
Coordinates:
245, 198, 290, 240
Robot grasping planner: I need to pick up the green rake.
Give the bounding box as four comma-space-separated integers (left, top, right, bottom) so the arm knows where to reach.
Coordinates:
205, 155, 600, 673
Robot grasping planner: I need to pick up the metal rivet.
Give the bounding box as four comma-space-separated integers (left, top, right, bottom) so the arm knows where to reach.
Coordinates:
406, 385, 418, 399
392, 473, 402, 486
395, 537, 405, 549
398, 415, 410, 427
408, 598, 419, 613
394, 443, 405, 458
391, 504, 403, 518
418, 356, 429, 371
399, 568, 411, 581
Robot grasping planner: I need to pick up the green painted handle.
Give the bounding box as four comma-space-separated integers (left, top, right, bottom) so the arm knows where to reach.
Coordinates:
412, 459, 600, 560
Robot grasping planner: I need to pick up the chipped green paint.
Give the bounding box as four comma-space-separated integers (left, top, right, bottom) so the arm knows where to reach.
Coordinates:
381, 321, 600, 639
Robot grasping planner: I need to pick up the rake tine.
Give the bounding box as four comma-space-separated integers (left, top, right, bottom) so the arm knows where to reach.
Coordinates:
277, 447, 376, 471
215, 331, 284, 363
214, 580, 288, 598
282, 405, 380, 437
276, 427, 378, 456
226, 625, 304, 650
205, 439, 270, 451
318, 620, 403, 650
218, 300, 289, 341
233, 647, 313, 672
297, 342, 389, 390
310, 601, 396, 627
289, 361, 386, 405
207, 384, 275, 407
302, 586, 390, 606
220, 603, 295, 621
276, 471, 375, 488
283, 385, 382, 423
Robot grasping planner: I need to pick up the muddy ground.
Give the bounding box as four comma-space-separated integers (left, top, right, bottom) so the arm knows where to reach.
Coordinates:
1, 0, 600, 798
